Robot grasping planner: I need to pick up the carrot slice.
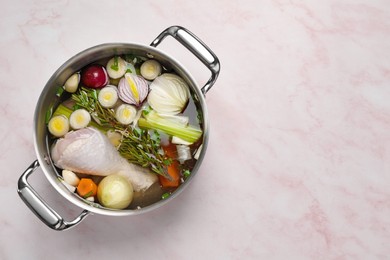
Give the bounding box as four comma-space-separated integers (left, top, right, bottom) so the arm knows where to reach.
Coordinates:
159, 143, 180, 188
77, 178, 97, 198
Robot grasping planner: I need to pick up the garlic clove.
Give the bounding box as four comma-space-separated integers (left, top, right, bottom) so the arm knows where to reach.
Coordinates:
64, 73, 80, 93
62, 169, 80, 187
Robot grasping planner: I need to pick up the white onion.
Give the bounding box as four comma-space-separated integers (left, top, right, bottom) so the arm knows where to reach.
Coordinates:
148, 73, 190, 115
118, 73, 149, 106
97, 174, 134, 209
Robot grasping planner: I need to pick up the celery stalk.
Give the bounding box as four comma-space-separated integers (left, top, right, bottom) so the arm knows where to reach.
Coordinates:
138, 111, 202, 143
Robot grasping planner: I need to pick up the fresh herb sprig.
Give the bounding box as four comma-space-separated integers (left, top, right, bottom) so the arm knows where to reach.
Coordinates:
71, 87, 171, 178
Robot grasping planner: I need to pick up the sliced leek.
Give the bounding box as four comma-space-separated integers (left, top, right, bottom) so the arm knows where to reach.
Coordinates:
115, 104, 137, 125
69, 109, 91, 129
140, 59, 162, 80
98, 85, 118, 108
48, 115, 69, 137
106, 56, 127, 79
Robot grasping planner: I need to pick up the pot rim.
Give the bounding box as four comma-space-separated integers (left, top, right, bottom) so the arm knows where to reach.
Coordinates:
33, 42, 210, 216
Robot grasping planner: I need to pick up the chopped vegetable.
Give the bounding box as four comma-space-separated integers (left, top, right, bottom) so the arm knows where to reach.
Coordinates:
48, 115, 69, 137
97, 174, 134, 209
86, 196, 95, 202
115, 104, 137, 125
56, 86, 64, 97
118, 73, 149, 106
138, 110, 202, 143
159, 143, 180, 188
61, 180, 76, 192
77, 178, 98, 198
176, 145, 191, 163
140, 59, 162, 80
171, 136, 193, 145
194, 144, 203, 160
69, 109, 91, 129
98, 85, 118, 108
183, 169, 191, 179
64, 73, 80, 93
106, 129, 122, 147
81, 64, 109, 89
62, 169, 80, 187
148, 73, 190, 115
161, 192, 171, 200
106, 56, 127, 79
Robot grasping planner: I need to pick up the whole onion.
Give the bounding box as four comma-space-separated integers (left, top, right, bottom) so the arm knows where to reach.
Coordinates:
118, 73, 149, 107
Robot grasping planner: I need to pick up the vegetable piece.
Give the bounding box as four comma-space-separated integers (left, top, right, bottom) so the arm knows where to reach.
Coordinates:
171, 136, 193, 145
194, 144, 203, 160
97, 174, 134, 209
62, 169, 80, 187
81, 64, 109, 89
118, 73, 149, 106
106, 129, 122, 147
48, 115, 69, 137
106, 56, 127, 79
98, 85, 118, 108
159, 143, 180, 188
115, 104, 137, 125
138, 110, 202, 143
176, 145, 191, 163
148, 73, 190, 115
61, 180, 76, 192
77, 178, 97, 198
86, 196, 95, 202
64, 73, 80, 93
140, 59, 162, 80
69, 109, 91, 129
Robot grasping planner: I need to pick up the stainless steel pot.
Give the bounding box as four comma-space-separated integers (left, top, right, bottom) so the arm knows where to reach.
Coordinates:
17, 26, 220, 230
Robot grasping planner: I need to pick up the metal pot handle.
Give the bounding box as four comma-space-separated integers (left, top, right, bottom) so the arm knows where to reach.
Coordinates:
150, 25, 220, 95
17, 160, 90, 231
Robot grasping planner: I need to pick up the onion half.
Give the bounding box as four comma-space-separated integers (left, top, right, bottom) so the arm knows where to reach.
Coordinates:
148, 73, 190, 115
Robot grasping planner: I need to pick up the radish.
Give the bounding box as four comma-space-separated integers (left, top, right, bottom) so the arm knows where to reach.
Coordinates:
81, 64, 108, 89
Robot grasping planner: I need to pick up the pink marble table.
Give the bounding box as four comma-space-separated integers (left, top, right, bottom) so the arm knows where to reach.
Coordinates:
1, 0, 389, 259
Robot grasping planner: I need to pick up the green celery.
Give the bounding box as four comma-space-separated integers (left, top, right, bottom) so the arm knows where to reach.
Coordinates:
138, 111, 202, 143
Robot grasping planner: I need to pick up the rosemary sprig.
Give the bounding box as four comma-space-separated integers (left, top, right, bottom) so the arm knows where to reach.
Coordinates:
118, 128, 171, 179
71, 87, 171, 178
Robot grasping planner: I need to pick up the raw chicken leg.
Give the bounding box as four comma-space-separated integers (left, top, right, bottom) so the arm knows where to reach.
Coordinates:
51, 127, 157, 192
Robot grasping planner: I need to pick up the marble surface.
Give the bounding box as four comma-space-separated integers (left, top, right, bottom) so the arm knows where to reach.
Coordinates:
1, 0, 390, 259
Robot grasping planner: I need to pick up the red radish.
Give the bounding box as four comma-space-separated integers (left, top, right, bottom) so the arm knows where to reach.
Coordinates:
81, 64, 109, 89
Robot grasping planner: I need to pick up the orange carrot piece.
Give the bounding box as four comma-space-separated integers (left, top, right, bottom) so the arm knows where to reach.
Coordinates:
77, 178, 97, 198
159, 143, 180, 188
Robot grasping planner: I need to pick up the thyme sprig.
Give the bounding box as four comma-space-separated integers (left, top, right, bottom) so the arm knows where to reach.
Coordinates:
71, 87, 170, 178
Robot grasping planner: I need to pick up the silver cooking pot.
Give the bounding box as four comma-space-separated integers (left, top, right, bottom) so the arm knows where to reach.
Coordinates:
17, 26, 220, 231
